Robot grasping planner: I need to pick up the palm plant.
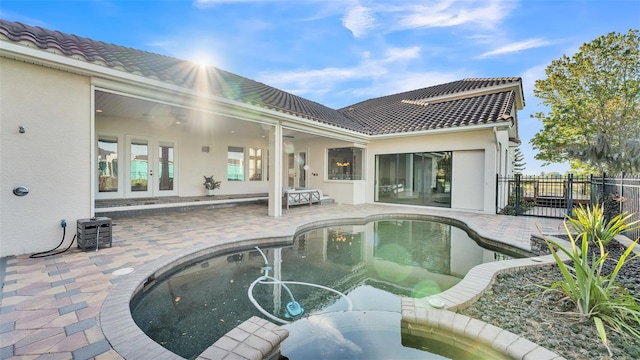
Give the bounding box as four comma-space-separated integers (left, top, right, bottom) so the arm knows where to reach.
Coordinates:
203, 175, 221, 196
543, 215, 640, 356
567, 204, 639, 245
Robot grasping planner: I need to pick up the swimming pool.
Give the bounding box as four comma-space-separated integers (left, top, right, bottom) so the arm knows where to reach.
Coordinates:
130, 218, 523, 359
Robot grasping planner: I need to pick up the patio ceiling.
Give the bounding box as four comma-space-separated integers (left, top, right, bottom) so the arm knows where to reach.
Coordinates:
94, 90, 317, 140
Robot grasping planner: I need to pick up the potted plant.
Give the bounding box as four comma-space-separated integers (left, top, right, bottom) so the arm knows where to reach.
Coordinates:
203, 175, 221, 196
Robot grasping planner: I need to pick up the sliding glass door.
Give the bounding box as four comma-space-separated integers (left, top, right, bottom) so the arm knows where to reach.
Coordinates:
375, 152, 451, 207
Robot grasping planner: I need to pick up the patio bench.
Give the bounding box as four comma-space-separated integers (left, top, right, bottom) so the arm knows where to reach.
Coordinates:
284, 189, 321, 209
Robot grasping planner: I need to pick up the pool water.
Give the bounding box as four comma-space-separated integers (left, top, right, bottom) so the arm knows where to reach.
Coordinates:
131, 219, 518, 359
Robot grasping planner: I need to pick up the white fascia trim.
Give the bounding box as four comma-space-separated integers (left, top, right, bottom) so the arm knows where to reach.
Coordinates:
369, 121, 513, 140
2, 41, 369, 143
281, 119, 369, 144
1, 41, 514, 145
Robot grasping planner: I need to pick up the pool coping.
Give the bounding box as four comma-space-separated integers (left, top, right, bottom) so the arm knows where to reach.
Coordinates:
401, 247, 570, 360
100, 213, 568, 360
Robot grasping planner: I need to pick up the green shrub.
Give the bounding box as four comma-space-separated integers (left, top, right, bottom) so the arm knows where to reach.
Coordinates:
543, 218, 640, 355
567, 204, 639, 245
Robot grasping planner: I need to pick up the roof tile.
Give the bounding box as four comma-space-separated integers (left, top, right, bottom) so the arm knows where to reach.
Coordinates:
0, 19, 520, 137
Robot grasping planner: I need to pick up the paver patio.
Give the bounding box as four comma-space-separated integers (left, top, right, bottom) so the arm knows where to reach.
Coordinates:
0, 203, 564, 359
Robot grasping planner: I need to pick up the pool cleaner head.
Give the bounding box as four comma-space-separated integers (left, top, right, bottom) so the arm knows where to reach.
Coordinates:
285, 301, 304, 318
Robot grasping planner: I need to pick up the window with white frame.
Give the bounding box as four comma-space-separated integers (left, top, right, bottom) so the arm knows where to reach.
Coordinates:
249, 147, 263, 181
327, 147, 363, 180
227, 146, 244, 181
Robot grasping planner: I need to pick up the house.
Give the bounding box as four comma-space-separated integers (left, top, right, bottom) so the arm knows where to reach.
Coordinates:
0, 19, 523, 257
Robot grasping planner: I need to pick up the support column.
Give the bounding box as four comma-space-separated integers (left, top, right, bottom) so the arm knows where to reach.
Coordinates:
268, 123, 283, 217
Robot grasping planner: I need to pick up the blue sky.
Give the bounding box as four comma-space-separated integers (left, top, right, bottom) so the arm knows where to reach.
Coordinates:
2, 0, 638, 175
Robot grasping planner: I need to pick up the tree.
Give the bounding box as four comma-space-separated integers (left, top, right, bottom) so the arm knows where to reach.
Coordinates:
530, 29, 640, 174
513, 147, 526, 174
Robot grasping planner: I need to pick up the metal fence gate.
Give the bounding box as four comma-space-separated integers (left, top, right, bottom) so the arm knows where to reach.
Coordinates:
496, 173, 640, 240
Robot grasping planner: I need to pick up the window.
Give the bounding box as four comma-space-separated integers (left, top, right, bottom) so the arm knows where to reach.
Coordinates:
98, 137, 118, 192
227, 146, 244, 181
375, 151, 452, 208
327, 147, 363, 180
130, 141, 149, 191
249, 148, 263, 181
158, 143, 174, 190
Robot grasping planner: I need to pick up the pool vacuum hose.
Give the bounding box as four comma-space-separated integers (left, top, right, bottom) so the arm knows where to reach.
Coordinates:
248, 247, 353, 324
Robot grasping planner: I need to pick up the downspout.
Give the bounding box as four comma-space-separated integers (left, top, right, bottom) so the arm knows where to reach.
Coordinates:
494, 126, 500, 176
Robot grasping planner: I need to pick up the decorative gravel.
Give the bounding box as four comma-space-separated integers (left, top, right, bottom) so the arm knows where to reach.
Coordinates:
460, 240, 640, 360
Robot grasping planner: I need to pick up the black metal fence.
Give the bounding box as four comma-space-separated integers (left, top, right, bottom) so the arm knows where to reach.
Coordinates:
496, 173, 640, 240
591, 174, 640, 241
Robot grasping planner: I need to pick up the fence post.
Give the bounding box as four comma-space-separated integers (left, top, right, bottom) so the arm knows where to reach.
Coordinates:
515, 173, 521, 216
620, 172, 625, 215
589, 174, 594, 205
567, 173, 573, 217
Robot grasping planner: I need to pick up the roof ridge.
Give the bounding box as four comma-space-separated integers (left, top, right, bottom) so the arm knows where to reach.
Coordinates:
463, 77, 521, 82
400, 99, 429, 106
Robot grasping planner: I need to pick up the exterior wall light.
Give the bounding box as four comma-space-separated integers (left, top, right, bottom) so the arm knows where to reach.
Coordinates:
13, 186, 29, 196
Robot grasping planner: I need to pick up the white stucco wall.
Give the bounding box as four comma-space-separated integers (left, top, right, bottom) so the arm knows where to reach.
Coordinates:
494, 129, 510, 177
451, 150, 485, 211
287, 128, 503, 209
0, 59, 510, 256
1, 59, 91, 257
366, 129, 500, 213
290, 136, 367, 205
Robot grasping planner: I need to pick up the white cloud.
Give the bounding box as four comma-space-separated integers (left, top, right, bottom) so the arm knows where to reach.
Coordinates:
479, 38, 552, 58
342, 71, 463, 101
340, 0, 516, 38
258, 46, 420, 90
391, 0, 515, 30
343, 5, 376, 38
256, 46, 467, 107
381, 46, 421, 63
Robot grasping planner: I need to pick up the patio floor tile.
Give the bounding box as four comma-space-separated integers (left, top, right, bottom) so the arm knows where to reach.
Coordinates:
0, 203, 564, 359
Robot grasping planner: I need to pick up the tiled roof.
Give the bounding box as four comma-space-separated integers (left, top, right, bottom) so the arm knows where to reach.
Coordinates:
0, 19, 366, 133
0, 19, 520, 137
338, 79, 519, 135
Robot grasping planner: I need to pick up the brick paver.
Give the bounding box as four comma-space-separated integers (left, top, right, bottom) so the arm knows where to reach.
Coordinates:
0, 203, 564, 359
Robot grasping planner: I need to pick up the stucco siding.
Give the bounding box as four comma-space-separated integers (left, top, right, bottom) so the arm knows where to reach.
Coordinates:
451, 150, 485, 211
1, 59, 91, 256
292, 136, 367, 205
367, 130, 498, 213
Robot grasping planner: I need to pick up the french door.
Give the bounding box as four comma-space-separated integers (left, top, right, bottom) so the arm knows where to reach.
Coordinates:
286, 150, 307, 189
97, 132, 177, 199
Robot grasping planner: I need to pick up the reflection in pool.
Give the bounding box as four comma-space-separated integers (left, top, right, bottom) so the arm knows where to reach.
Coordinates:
131, 219, 519, 359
